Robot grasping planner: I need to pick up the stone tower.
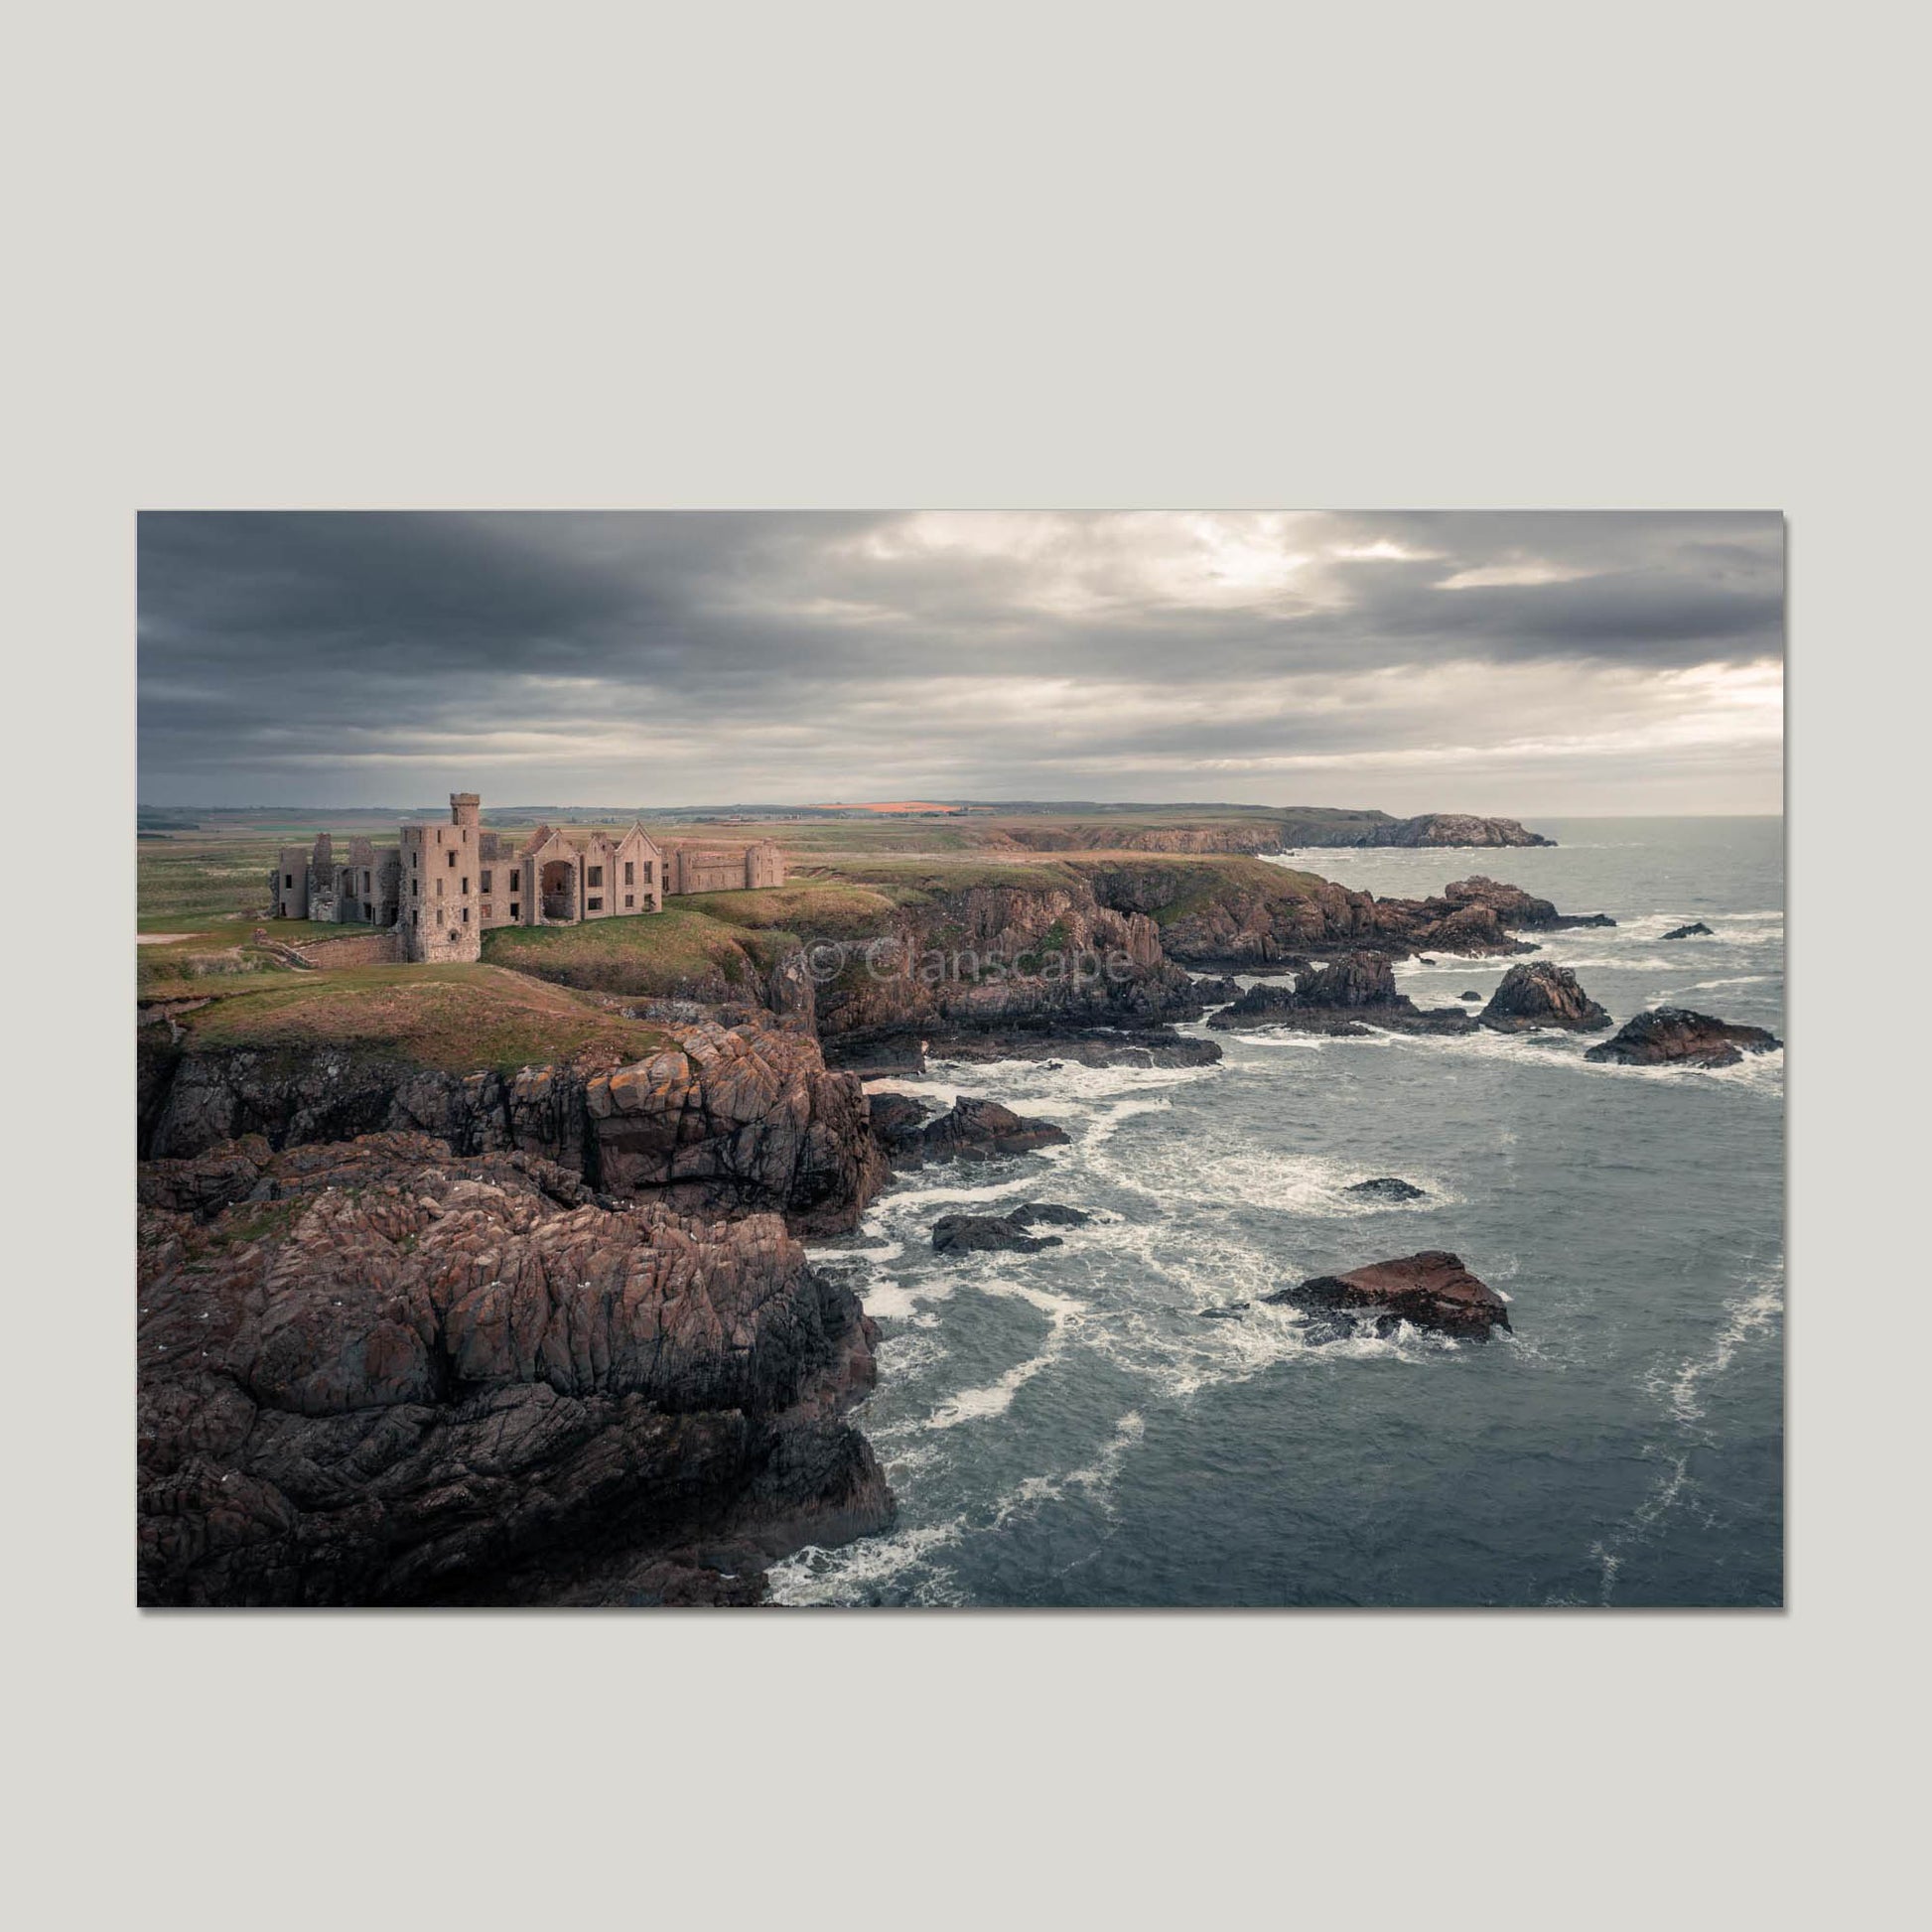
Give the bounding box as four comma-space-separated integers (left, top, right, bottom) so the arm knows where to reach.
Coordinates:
397, 794, 484, 962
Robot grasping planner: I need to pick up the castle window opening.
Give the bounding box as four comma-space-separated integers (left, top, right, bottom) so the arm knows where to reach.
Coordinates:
588, 866, 604, 888
509, 869, 520, 891
481, 871, 492, 894
482, 902, 492, 919
623, 861, 634, 886
436, 908, 444, 927
509, 902, 519, 918
283, 874, 293, 889
462, 906, 470, 923
461, 877, 469, 894
624, 894, 634, 908
587, 897, 603, 912
362, 871, 371, 893
448, 850, 456, 867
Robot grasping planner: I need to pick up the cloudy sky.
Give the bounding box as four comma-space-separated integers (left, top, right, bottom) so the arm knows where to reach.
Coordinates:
138, 511, 1783, 815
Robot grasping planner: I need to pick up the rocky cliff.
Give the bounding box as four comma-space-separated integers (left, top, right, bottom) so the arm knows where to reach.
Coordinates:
801, 874, 1201, 1060
138, 1133, 891, 1605
142, 1014, 886, 1236
1350, 814, 1553, 849
1068, 860, 1609, 968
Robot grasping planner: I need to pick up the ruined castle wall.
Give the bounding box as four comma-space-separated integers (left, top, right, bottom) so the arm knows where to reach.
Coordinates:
664, 840, 785, 896
747, 840, 784, 890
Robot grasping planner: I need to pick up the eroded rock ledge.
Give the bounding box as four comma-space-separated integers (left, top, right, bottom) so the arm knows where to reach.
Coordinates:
142, 1016, 886, 1237
138, 1133, 892, 1606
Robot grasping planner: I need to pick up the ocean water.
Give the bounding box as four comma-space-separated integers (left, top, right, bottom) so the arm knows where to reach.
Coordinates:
772, 818, 1784, 1608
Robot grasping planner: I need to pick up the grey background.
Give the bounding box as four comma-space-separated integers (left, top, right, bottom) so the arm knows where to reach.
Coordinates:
8, 3, 1918, 1929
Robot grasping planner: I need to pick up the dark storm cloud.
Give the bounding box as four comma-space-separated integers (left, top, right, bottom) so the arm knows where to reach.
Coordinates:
137, 510, 1783, 811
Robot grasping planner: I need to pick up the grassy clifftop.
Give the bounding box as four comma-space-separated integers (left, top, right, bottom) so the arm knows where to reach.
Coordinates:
170, 963, 673, 1074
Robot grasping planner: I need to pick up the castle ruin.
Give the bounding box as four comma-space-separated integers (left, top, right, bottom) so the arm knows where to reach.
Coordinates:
271, 793, 784, 963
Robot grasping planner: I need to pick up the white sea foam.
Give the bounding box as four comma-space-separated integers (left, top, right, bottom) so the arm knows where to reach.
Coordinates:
1661, 1263, 1784, 1425
766, 1515, 972, 1606
923, 1278, 1085, 1430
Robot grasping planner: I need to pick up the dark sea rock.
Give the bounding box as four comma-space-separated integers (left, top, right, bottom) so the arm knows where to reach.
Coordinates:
1346, 1176, 1428, 1203
1585, 1007, 1783, 1069
1263, 1250, 1510, 1337
932, 1214, 1063, 1254
1189, 975, 1245, 1004
1663, 921, 1715, 939
137, 1133, 892, 1606
1207, 951, 1474, 1035
1010, 1202, 1092, 1228
885, 1095, 1071, 1168
1477, 962, 1613, 1034
1442, 877, 1614, 932
1458, 991, 1482, 1001
1198, 1303, 1251, 1320
930, 1026, 1221, 1069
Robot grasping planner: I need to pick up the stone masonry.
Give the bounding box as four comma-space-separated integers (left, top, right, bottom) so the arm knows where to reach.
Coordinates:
268, 792, 784, 965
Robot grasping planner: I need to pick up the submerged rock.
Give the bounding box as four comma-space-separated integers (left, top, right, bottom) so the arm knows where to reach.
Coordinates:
1345, 1176, 1428, 1203
1263, 1250, 1509, 1337
1663, 921, 1715, 940
1477, 962, 1612, 1033
1585, 1007, 1782, 1068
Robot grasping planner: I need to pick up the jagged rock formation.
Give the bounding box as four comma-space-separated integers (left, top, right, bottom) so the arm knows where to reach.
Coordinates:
1206, 951, 1474, 1035
1439, 877, 1614, 933
806, 877, 1199, 1061
874, 1095, 1070, 1168
1263, 1250, 1509, 1337
1477, 962, 1613, 1033
1663, 921, 1715, 939
137, 1133, 892, 1605
140, 1018, 886, 1237
1071, 861, 1609, 969
930, 1202, 1090, 1254
1585, 1007, 1783, 1068
584, 1024, 885, 1233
